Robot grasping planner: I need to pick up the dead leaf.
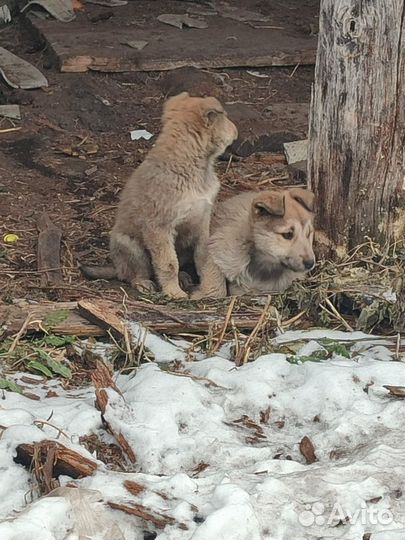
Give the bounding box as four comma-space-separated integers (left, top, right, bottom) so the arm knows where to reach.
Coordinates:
124, 480, 145, 496
191, 462, 210, 477
383, 385, 405, 398
22, 391, 41, 400
157, 13, 208, 29
20, 375, 43, 385
299, 435, 317, 464
260, 407, 271, 424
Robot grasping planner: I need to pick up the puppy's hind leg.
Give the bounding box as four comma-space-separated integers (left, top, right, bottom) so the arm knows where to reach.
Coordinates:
110, 233, 156, 292
144, 228, 188, 299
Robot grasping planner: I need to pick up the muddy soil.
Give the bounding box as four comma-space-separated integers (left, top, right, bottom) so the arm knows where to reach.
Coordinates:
0, 4, 315, 303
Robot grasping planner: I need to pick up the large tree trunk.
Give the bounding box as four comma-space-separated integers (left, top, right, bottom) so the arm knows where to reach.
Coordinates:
308, 0, 405, 253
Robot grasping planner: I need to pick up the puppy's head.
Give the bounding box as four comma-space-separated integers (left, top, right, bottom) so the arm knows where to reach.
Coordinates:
162, 92, 238, 157
251, 188, 316, 274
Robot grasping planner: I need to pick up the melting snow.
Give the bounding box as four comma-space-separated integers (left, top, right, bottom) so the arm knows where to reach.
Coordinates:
0, 330, 404, 539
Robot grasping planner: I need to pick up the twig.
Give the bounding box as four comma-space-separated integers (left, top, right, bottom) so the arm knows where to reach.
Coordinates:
0, 127, 21, 133
280, 310, 306, 328
395, 333, 401, 361
210, 296, 237, 354
33, 420, 69, 440
324, 297, 353, 331
123, 325, 135, 365
235, 296, 272, 366
225, 153, 233, 174
289, 63, 300, 78
8, 314, 32, 354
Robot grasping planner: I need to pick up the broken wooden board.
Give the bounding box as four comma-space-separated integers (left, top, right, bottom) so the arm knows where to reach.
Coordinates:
27, 0, 318, 73
0, 46, 48, 88
0, 301, 105, 338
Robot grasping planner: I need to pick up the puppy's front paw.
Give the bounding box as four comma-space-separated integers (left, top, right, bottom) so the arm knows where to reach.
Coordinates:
163, 284, 188, 299
191, 288, 209, 300
131, 279, 157, 294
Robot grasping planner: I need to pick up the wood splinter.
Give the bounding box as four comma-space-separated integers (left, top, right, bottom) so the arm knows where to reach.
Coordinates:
91, 360, 137, 464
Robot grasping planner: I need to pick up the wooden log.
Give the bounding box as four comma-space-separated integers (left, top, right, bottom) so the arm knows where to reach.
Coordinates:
78, 298, 273, 338
0, 301, 105, 339
308, 0, 405, 252
37, 213, 63, 286
15, 440, 97, 478
2, 297, 276, 342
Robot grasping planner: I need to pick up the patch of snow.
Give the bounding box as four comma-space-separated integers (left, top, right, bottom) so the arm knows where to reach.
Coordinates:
0, 330, 404, 539
130, 322, 188, 363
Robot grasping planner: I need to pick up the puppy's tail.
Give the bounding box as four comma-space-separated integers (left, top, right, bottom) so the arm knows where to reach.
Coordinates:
80, 264, 117, 281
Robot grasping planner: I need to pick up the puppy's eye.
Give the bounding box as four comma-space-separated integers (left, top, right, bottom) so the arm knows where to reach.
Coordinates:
281, 231, 294, 240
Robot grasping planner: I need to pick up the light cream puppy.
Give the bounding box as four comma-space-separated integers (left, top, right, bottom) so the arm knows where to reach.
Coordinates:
82, 92, 238, 298
192, 188, 315, 298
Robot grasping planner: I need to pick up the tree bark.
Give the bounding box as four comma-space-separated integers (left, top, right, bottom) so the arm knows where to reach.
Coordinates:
308, 0, 405, 252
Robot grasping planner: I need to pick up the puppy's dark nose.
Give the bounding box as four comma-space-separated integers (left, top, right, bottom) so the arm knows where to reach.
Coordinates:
303, 258, 315, 270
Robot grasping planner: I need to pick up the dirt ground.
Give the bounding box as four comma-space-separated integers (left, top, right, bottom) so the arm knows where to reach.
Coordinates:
0, 3, 316, 304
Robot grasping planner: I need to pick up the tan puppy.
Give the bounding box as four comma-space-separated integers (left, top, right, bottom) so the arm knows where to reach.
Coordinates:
82, 92, 238, 298
192, 188, 315, 298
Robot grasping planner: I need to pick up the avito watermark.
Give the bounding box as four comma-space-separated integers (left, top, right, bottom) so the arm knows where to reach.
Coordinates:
299, 501, 393, 527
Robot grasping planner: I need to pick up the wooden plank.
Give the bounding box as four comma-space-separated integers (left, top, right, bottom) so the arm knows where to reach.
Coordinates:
37, 213, 63, 287
78, 299, 127, 340
0, 301, 105, 338
26, 1, 318, 73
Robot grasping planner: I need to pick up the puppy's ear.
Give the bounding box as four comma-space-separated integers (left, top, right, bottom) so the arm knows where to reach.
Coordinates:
289, 188, 315, 213
203, 108, 223, 127
201, 97, 224, 127
253, 191, 285, 218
